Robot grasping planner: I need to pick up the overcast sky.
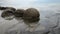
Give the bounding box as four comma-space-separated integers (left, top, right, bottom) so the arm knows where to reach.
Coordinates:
0, 0, 60, 9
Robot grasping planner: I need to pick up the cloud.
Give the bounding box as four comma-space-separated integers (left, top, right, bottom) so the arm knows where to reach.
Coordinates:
0, 0, 60, 9
33, 0, 60, 3
0, 0, 37, 5
0, 0, 38, 8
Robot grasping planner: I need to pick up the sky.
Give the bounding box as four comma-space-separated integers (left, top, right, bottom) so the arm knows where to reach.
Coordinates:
0, 0, 60, 9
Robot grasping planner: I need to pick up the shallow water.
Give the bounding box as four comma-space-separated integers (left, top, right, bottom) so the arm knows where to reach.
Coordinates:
0, 8, 60, 34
